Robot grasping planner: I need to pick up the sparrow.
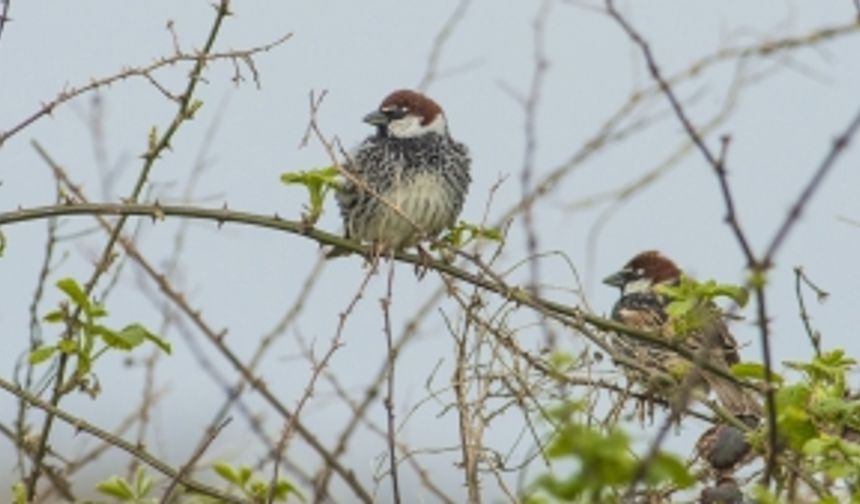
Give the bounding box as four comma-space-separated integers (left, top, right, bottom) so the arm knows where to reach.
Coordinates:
334, 89, 471, 258
603, 251, 761, 417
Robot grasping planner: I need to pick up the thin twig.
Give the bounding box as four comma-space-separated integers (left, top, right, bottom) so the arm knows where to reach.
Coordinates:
417, 0, 472, 91
312, 289, 447, 502
519, 0, 552, 344
0, 0, 10, 44
161, 417, 233, 503
793, 267, 826, 357
267, 265, 375, 503
762, 104, 860, 264
14, 181, 60, 482
381, 258, 402, 504
0, 31, 292, 147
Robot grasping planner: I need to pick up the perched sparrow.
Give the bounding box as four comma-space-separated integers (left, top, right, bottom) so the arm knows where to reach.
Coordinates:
334, 89, 471, 256
603, 251, 761, 417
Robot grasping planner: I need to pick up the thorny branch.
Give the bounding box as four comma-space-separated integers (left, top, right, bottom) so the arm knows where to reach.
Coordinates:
0, 200, 765, 395
0, 30, 292, 148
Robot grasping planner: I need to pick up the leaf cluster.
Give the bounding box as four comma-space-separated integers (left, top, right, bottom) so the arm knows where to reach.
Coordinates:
30, 278, 171, 397
656, 275, 748, 338
279, 166, 340, 225
211, 462, 304, 503
523, 401, 694, 503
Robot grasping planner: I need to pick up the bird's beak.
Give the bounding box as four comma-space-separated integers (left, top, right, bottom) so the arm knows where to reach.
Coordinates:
363, 110, 390, 126
602, 269, 630, 288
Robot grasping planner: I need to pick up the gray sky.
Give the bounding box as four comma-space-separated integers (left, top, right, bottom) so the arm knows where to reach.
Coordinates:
1, 1, 859, 501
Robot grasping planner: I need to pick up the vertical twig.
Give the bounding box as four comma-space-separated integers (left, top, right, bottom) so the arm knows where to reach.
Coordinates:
520, 0, 552, 344
794, 267, 826, 357
14, 180, 60, 480
267, 264, 375, 503
0, 0, 10, 44
762, 105, 860, 263
417, 0, 472, 91
381, 257, 402, 504
160, 418, 232, 503
451, 296, 482, 504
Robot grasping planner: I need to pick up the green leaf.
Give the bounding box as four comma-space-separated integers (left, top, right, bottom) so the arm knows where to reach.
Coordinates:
750, 485, 779, 504
274, 478, 305, 502
186, 99, 204, 119
748, 269, 768, 289
135, 324, 172, 354
29, 345, 57, 365
441, 221, 502, 248
114, 325, 147, 349
56, 277, 90, 311
133, 467, 153, 498
148, 126, 158, 151
664, 298, 694, 319
548, 351, 576, 373
818, 497, 841, 504
813, 396, 852, 421
731, 362, 784, 384
57, 339, 77, 354
89, 303, 109, 319
803, 436, 829, 456
214, 462, 241, 486
95, 476, 135, 499
238, 466, 253, 486
43, 310, 65, 323
77, 352, 92, 376
280, 166, 341, 225
91, 325, 133, 350
711, 284, 749, 307
11, 482, 26, 504
779, 404, 817, 451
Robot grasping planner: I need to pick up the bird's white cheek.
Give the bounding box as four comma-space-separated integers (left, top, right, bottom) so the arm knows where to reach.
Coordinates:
623, 278, 654, 295
387, 116, 424, 138
387, 114, 447, 138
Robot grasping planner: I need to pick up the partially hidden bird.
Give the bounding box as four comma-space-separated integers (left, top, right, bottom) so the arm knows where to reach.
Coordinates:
603, 250, 761, 418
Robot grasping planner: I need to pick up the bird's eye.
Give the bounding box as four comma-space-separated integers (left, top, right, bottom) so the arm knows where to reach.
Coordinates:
384, 107, 408, 120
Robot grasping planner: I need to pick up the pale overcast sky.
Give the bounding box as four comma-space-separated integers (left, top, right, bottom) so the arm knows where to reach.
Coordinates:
1, 1, 859, 501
